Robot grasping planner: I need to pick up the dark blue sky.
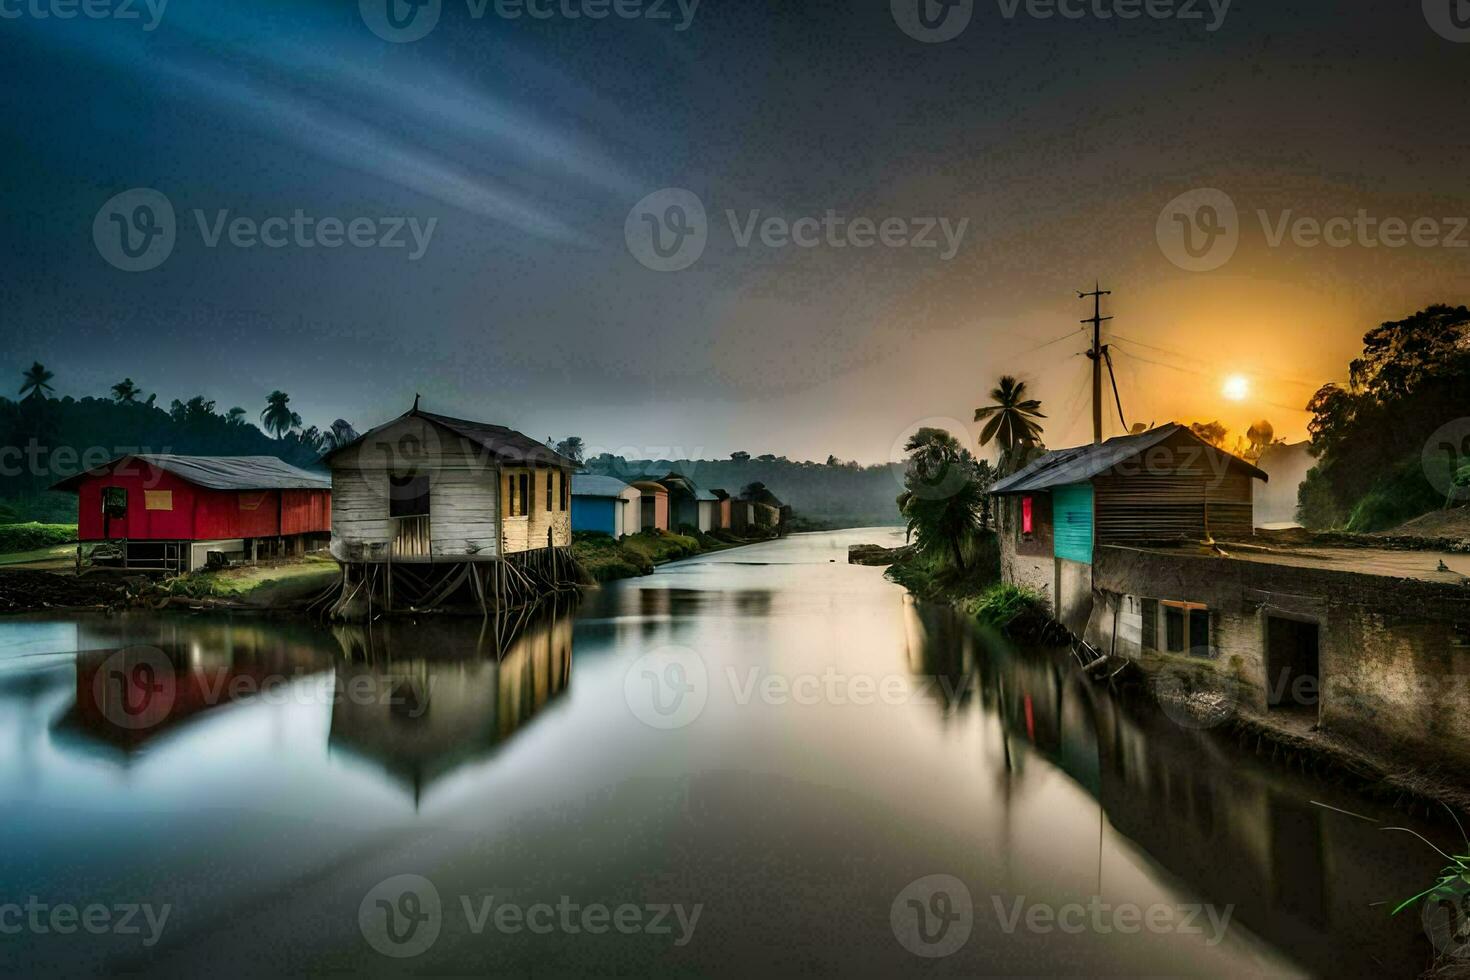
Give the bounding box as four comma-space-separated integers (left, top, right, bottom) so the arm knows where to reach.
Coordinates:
4, 0, 1467, 460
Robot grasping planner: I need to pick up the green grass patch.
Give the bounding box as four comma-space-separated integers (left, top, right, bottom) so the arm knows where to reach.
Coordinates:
0, 522, 78, 554
572, 531, 655, 582
962, 583, 1049, 632
621, 529, 702, 564
161, 554, 338, 600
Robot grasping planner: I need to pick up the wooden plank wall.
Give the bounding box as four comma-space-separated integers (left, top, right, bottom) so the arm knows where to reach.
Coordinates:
499, 466, 573, 554
1093, 430, 1257, 542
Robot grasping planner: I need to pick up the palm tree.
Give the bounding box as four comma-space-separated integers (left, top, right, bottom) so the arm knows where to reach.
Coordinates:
896, 427, 985, 570
260, 391, 300, 439
554, 436, 585, 463
318, 419, 358, 451
111, 378, 140, 403
19, 362, 54, 400
974, 375, 1045, 458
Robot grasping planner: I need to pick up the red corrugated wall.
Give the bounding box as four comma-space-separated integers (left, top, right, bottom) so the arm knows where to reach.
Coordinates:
72, 460, 331, 541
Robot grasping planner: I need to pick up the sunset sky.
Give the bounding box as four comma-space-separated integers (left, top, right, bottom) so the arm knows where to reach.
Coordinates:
4, 0, 1467, 462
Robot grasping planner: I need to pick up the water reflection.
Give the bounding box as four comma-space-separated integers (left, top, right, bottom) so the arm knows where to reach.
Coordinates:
328, 606, 574, 803
0, 530, 1454, 976
901, 600, 1434, 977
39, 601, 574, 801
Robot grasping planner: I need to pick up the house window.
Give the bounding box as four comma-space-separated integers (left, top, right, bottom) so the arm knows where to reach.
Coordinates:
507, 472, 531, 518
1141, 598, 1158, 650
546, 469, 554, 512
1022, 496, 1034, 535
389, 473, 431, 518
1165, 605, 1185, 652
1162, 601, 1211, 656
144, 490, 173, 511
102, 486, 127, 519
562, 472, 570, 510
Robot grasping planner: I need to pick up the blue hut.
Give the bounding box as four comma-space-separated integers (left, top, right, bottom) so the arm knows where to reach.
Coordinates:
571, 475, 641, 538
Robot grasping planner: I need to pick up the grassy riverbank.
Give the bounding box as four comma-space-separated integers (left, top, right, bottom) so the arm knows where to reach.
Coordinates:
0, 522, 77, 554
874, 532, 1052, 639
159, 554, 340, 604
572, 528, 773, 583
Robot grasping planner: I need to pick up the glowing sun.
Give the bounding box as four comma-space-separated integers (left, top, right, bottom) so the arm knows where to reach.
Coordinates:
1222, 375, 1250, 401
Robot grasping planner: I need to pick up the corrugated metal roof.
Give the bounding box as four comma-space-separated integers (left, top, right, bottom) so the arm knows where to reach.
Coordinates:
53, 454, 330, 492
322, 407, 580, 470
572, 474, 634, 498
990, 423, 1267, 495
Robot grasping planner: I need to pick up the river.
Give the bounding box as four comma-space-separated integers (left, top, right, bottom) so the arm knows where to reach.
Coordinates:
0, 528, 1455, 976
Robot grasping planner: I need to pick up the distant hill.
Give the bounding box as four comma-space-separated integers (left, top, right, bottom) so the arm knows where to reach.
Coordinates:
0, 395, 326, 523
583, 454, 905, 530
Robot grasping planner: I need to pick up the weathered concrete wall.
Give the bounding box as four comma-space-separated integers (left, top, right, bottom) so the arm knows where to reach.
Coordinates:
1091, 544, 1470, 774
998, 518, 1056, 613
1056, 558, 1093, 636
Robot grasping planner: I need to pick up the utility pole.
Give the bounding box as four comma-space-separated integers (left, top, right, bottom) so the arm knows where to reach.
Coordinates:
1079, 282, 1113, 444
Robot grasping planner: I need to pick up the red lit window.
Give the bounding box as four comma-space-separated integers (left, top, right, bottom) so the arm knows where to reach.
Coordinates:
1022, 496, 1034, 535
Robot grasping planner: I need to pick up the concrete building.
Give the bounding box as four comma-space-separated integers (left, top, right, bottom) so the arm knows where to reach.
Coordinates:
990, 423, 1266, 633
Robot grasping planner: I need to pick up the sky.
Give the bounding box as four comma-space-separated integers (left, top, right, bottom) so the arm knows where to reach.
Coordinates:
3, 0, 1468, 463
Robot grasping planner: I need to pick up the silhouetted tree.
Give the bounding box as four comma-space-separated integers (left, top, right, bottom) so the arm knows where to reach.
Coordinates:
19, 362, 54, 400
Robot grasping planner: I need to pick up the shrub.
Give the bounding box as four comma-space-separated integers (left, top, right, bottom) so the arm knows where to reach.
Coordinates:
0, 522, 78, 554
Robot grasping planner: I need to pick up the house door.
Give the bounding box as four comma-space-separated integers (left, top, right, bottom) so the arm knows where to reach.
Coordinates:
641, 496, 655, 530
1266, 616, 1320, 716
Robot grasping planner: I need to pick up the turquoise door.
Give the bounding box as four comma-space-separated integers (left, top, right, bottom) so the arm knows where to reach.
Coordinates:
1052, 483, 1094, 564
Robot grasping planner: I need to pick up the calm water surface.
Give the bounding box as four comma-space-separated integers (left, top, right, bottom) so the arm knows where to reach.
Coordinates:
0, 529, 1451, 976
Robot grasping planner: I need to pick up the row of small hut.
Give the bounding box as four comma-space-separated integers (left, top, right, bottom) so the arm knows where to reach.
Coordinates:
53, 403, 789, 619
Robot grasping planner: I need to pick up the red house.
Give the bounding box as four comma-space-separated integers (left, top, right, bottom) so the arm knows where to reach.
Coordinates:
53, 454, 332, 572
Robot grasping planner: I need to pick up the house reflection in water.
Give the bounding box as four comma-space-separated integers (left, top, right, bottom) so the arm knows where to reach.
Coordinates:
57, 616, 333, 760
327, 602, 574, 804
901, 600, 1437, 978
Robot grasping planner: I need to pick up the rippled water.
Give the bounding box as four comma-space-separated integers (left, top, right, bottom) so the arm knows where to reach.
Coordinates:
0, 529, 1453, 976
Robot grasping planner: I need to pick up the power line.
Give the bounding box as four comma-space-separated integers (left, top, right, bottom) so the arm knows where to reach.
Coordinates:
1020, 327, 1088, 355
